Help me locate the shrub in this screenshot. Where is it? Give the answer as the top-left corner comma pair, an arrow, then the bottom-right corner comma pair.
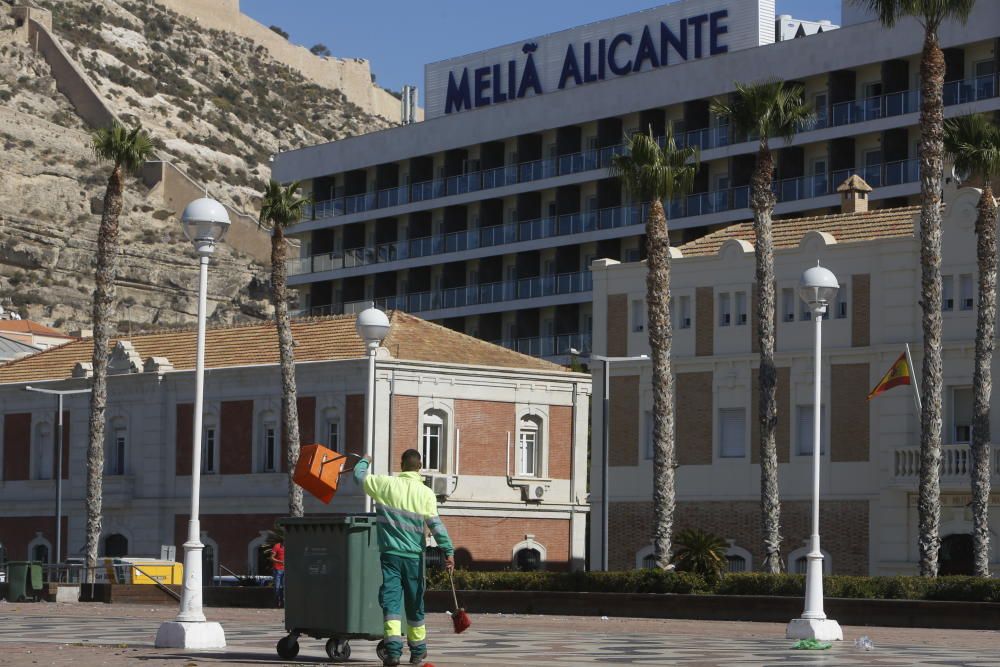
426,570 -> 706,595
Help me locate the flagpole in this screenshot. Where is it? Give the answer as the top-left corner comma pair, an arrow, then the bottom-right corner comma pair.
904,343 -> 922,413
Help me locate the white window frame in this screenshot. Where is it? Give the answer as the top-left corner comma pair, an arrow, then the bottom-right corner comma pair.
959,273 -> 974,311
512,537 -> 547,571
261,421 -> 279,473
27,533 -> 52,563
734,291 -> 748,326
719,292 -> 732,327
834,283 -> 848,319
421,411 -> 444,472
782,287 -> 796,323
108,425 -> 127,477
725,541 -> 753,572
636,544 -> 656,569
631,298 -> 645,332
678,295 -> 692,329
718,407 -> 747,460
942,274 -> 955,311
201,532 -> 220,584
326,418 -> 341,453
248,530 -> 270,576
518,415 -> 542,477
202,424 -> 219,475
949,386 -> 973,444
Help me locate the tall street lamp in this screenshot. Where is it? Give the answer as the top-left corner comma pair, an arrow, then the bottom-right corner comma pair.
24,385 -> 91,568
356,305 -> 391,513
786,263 -> 843,642
156,198 -> 230,650
570,348 -> 648,571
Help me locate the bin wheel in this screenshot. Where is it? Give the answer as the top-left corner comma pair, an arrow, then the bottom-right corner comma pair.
326,638 -> 351,662
376,639 -> 389,662
276,635 -> 299,660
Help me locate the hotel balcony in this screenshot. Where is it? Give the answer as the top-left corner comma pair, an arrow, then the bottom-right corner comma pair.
892,445 -> 1000,488
296,74 -> 996,225
288,158 -> 920,280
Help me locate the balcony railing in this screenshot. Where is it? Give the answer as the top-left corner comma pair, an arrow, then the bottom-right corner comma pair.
492,333 -> 592,358
894,444 -> 1000,480
289,158 -> 922,278
299,75 -> 996,224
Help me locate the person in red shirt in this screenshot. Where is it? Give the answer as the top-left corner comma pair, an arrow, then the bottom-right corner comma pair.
271,541 -> 286,608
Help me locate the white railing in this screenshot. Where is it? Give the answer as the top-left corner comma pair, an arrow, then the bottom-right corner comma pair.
893,445 -> 1000,480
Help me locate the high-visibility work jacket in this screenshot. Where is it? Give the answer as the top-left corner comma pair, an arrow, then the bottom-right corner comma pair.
354,460 -> 454,559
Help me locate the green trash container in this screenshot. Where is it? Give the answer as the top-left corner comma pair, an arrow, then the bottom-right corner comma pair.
5,562 -> 42,602
276,514 -> 385,663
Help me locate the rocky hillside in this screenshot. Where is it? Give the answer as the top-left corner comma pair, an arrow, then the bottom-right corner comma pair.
0,0 -> 390,332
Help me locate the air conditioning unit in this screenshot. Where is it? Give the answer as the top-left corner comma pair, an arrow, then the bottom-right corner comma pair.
423,474 -> 456,499
521,483 -> 547,502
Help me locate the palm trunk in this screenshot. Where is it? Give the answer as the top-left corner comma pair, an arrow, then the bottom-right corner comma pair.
917,30 -> 945,578
85,164 -> 123,577
971,182 -> 997,578
272,225 -> 303,517
752,142 -> 781,574
646,199 -> 676,569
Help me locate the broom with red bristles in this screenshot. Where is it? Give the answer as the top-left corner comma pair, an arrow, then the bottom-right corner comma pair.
448,569 -> 471,634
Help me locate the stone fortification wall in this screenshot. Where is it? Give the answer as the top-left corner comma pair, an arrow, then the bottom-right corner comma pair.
152,0 -> 415,122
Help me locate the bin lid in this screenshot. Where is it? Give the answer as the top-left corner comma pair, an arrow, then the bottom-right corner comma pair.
278,513 -> 377,528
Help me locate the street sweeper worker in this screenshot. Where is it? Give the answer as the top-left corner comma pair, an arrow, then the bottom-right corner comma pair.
354,449 -> 455,667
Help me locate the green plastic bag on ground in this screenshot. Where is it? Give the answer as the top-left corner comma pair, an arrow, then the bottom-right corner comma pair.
792,638 -> 832,650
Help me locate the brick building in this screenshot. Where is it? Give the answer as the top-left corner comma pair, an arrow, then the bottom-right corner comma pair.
0,313 -> 590,574
591,180 -> 1000,576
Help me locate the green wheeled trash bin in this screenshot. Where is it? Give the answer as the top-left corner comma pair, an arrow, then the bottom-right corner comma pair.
5,562 -> 43,602
276,515 -> 386,663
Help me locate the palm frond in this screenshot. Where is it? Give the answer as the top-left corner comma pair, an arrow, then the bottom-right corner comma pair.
91,122 -> 155,174
712,79 -> 813,146
259,179 -> 311,230
945,114 -> 1000,184
608,127 -> 699,206
851,0 -> 974,30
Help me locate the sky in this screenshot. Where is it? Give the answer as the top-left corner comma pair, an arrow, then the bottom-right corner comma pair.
241,0 -> 843,94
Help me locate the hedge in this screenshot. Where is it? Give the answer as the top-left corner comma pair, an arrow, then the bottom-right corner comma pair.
426,570 -> 1000,603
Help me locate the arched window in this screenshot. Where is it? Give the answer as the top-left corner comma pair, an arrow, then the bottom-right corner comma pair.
724,541 -> 753,573
104,533 -> 128,558
32,421 -> 53,481
518,415 -> 543,477
512,538 -> 546,572
788,545 -> 832,575
28,533 -> 52,564
258,411 -> 279,473
105,417 -> 127,476
248,531 -> 271,576
636,544 -> 656,569
421,410 -> 446,472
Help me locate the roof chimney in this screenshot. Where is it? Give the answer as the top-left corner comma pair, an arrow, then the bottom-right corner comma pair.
837,175 -> 874,214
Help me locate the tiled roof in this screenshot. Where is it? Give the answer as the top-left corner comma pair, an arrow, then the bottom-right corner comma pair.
0,312 -> 566,384
0,319 -> 74,338
677,206 -> 919,257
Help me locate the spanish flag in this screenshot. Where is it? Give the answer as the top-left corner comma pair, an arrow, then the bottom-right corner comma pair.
868,352 -> 911,400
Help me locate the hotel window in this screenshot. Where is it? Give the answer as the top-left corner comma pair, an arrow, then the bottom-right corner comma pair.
718,408 -> 746,459
421,411 -> 446,472
678,296 -> 692,329
518,415 -> 543,477
261,421 -> 278,473
834,284 -> 848,319
719,293 -> 731,327
960,274 -> 974,310
632,299 -> 645,332
951,387 -> 973,443
796,405 -> 827,455
782,288 -> 796,322
942,275 -> 955,311
202,426 -> 218,475
735,292 -> 748,326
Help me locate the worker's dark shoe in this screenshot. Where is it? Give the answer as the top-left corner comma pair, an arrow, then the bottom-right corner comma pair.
409,653 -> 426,665
382,657 -> 400,667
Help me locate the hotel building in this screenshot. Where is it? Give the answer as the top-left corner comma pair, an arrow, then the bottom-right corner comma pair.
274,0 -> 1000,360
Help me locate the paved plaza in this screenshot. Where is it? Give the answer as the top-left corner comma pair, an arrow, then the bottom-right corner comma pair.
0,603 -> 998,666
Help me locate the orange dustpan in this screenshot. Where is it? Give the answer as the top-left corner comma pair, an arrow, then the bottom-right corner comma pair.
292,444 -> 358,504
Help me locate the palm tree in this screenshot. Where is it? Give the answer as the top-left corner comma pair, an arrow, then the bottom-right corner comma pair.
945,113 -> 1000,577
710,80 -> 813,574
610,128 -> 699,568
671,528 -> 730,586
854,0 -> 975,577
86,122 -> 153,575
260,179 -> 311,517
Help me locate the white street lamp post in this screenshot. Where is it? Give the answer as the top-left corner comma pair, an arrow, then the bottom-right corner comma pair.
156,198 -> 231,650
25,385 -> 92,567
786,263 -> 843,642
356,305 -> 391,513
571,349 -> 647,571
